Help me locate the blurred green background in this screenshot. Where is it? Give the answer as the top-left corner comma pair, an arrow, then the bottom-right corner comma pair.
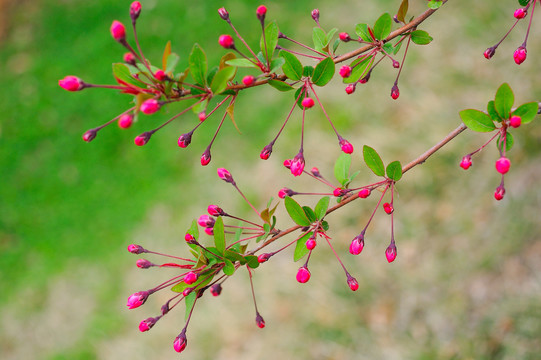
1,0 -> 540,359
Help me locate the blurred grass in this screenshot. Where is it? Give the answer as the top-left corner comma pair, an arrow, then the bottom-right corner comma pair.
1,0 -> 540,359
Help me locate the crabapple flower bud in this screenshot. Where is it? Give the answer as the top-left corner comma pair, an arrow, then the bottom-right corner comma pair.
278,187 -> 294,199
514,8 -> 527,19
82,129 -> 97,142
260,144 -> 273,160
218,34 -> 234,49
210,283 -> 222,296
204,227 -> 214,236
509,115 -> 521,128
345,84 -> 356,94
385,242 -> 397,263
392,60 -> 400,69
59,76 -> 85,91
207,205 -> 225,216
311,167 -> 321,177
110,20 -> 126,42
258,253 -> 271,263
513,46 -> 527,65
118,114 -> 133,129
495,157 -> 511,174
305,237 -> 316,250
290,152 -> 305,177
283,159 -> 292,169
383,202 -> 394,214
255,312 -> 266,328
296,266 -> 311,283
184,271 -> 198,285
460,155 -> 472,170
136,259 -> 154,269
311,9 -> 320,23
154,69 -> 166,81
139,317 -> 158,332
484,46 -> 496,60
200,150 -> 211,166
256,5 -> 267,21
339,138 -> 354,154
127,291 -> 150,309
339,32 -> 350,42
217,168 -> 235,183
301,97 -> 314,108
494,185 -> 505,201
184,233 -> 195,243
242,75 -> 255,86
198,215 -> 215,228
391,84 -> 400,100
177,132 -> 192,148
333,188 -> 345,197
218,7 -> 229,21
349,235 -> 364,255
198,112 -> 206,121
140,99 -> 160,114
358,188 -> 371,198
347,275 -> 359,291
182,288 -> 192,297
130,1 -> 142,21
339,66 -> 352,78
360,72 -> 371,84
173,331 -> 187,353
128,244 -> 145,254
134,132 -> 152,146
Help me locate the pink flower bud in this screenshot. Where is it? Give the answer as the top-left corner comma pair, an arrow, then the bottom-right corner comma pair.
391,84 -> 400,100
210,283 -> 222,296
290,152 -> 305,177
333,188 -> 343,197
460,155 -> 472,170
339,32 -> 351,42
184,233 -> 195,243
242,75 -> 255,86
383,202 -> 394,215
118,114 -> 133,129
345,84 -> 356,94
200,150 -> 211,166
359,72 -> 371,84
204,227 -> 214,235
339,138 -> 354,154
256,5 -> 267,21
484,46 -> 496,60
347,275 -> 359,291
311,9 -> 320,23
217,168 -> 235,183
136,259 -> 153,269
514,8 -> 527,19
130,1 -> 142,21
494,186 -> 505,201
123,52 -> 136,65
218,7 -> 229,21
385,242 -> 397,263
154,69 -> 166,81
127,291 -> 150,309
301,97 -> 315,108
278,187 -> 294,199
349,234 -> 364,255
128,244 -> 145,254
207,204 -> 225,216
82,129 -> 97,142
339,66 -> 352,78
184,271 -> 198,285
495,157 -> 511,174
59,76 -> 85,91
258,253 -> 271,263
311,167 -> 321,177
139,317 -> 159,332
140,99 -> 160,114
509,115 -> 521,128
392,60 -> 400,68
305,237 -> 316,250
260,144 -> 273,160
198,214 -> 215,228
283,159 -> 292,169
173,331 -> 187,353
218,34 -> 234,49
134,132 -> 152,146
358,188 -> 371,198
177,132 -> 192,148
513,46 -> 527,65
296,266 -> 311,283
255,312 -> 266,328
182,288 -> 192,297
198,112 -> 206,121
110,20 -> 126,42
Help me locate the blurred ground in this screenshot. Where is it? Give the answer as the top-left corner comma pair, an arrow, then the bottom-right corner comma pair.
0,0 -> 540,359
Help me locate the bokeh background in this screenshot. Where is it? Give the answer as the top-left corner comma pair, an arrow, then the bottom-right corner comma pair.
1,0 -> 540,359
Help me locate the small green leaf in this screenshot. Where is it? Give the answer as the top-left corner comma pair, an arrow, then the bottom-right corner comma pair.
268,79 -> 294,92
459,109 -> 496,132
246,255 -> 260,269
397,0 -> 409,23
213,217 -> 226,254
386,161 -> 403,181
355,23 -> 372,42
326,28 -> 338,46
312,57 -> 335,86
519,0 -> 530,6
206,66 -> 218,85
487,100 -> 502,122
497,132 -> 514,152
280,50 -> 304,80
495,83 -> 514,119
373,13 -> 392,40
223,259 -> 235,275
303,206 -> 317,223
303,66 -> 314,77
165,53 -> 180,74
334,153 -> 351,186
332,38 -> 341,54
312,27 -> 327,52
512,102 -> 539,124
192,98 -> 208,115
260,21 -> 279,62
189,43 -> 207,86
284,196 -> 311,226
343,57 -> 372,84
210,66 -> 235,95
225,250 -> 246,264
427,0 -> 443,9
315,196 -> 330,220
162,40 -> 172,70
293,232 -> 312,262
294,87 -> 305,109
321,220 -> 329,231
382,42 -> 394,54
363,145 -> 385,177
410,30 -> 433,45
112,63 -> 148,89
225,58 -> 258,68
184,291 -> 196,320
269,57 -> 285,73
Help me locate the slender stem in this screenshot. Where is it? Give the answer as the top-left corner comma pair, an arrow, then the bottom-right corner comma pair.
307,82 -> 339,137
280,34 -> 328,57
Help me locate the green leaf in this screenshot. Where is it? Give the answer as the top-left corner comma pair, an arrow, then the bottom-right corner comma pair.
165,53 -> 180,74
293,232 -> 312,262
189,43 -> 207,86
314,196 -> 330,220
321,220 -> 329,231
363,145 -> 385,177
284,196 -> 311,226
225,250 -> 246,264
512,102 -> 538,124
459,109 -> 496,132
294,87 -> 305,109
269,57 -> 285,73
206,66 -> 218,85
397,0 -> 409,23
410,30 -> 433,45
112,63 -> 148,89
303,66 -> 314,77
213,217 -> 226,254
162,40 -> 172,70
519,0 -> 530,6
192,98 -> 208,115
355,23 -> 372,42
326,28 -> 338,46
225,58 -> 258,68
487,100 -> 502,122
334,153 -> 351,186
184,291 -> 196,320
386,161 -> 403,181
494,83 -> 514,119
260,21 -> 279,62
210,66 -> 235,95
343,56 -> 372,84
332,38 -> 341,54
312,57 -> 335,86
312,27 -> 327,52
171,269 -> 214,293
268,79 -> 294,92
497,132 -> 514,152
223,259 -> 235,275
280,50 -> 303,81
303,206 -> 317,223
427,0 -> 443,9
246,255 -> 260,269
382,42 -> 394,54
373,13 -> 392,40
